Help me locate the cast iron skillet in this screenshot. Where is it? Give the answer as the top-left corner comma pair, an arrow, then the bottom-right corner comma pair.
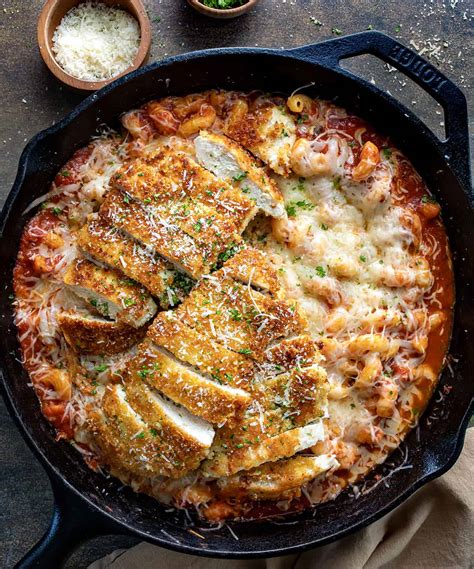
0,31 -> 472,567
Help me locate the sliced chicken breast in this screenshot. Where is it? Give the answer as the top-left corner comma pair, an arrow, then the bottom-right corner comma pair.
125,339 -> 251,424
225,105 -> 297,177
175,271 -> 306,360
217,454 -> 339,500
90,384 -> 214,479
100,189 -> 214,279
264,334 -> 323,374
77,215 -> 189,306
112,149 -> 258,234
58,312 -> 147,355
194,130 -> 285,217
63,257 -> 157,328
211,363 -> 329,456
202,422 -> 325,478
218,247 -> 282,297
147,311 -> 255,388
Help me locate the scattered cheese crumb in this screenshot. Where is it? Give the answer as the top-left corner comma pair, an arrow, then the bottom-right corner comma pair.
52,2 -> 141,82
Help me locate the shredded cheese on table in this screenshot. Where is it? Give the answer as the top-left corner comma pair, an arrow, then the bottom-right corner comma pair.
52,2 -> 141,82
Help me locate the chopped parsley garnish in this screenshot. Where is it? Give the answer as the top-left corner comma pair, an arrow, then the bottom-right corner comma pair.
367,24 -> 373,30
395,23 -> 402,33
232,171 -> 247,182
359,255 -> 367,262
51,207 -> 62,216
95,364 -> 108,372
315,266 -> 326,278
320,223 -> 329,231
60,170 -> 71,177
332,176 -> 342,190
150,428 -> 159,436
285,200 -> 315,217
123,297 -> 136,307
193,220 -> 203,232
137,367 -> 154,379
217,243 -> 240,265
200,0 -> 247,8
172,272 -> 194,296
135,432 -> 145,439
331,27 -> 343,35
421,195 -> 438,204
123,195 -> 131,204
382,148 -> 392,159
229,308 -> 242,321
238,348 -> 252,355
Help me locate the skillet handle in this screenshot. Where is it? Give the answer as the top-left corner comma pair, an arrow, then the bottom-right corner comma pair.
290,31 -> 471,189
14,475 -> 120,568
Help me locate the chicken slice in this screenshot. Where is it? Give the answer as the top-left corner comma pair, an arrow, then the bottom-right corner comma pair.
218,247 -> 282,297
174,271 -> 306,360
125,339 -> 251,424
100,189 -> 214,278
77,216 -> 191,306
217,455 -> 339,500
202,422 -> 325,478
211,363 -> 329,455
194,130 -> 285,217
147,311 -> 255,388
63,257 -> 157,328
112,149 -> 257,234
58,312 -> 147,355
264,334 -> 322,373
225,105 -> 297,176
90,384 -> 213,479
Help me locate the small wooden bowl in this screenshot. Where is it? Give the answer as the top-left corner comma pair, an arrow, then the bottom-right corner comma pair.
187,0 -> 260,19
37,0 -> 151,91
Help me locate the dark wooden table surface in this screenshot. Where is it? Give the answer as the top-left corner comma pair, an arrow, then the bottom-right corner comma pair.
0,1 -> 472,567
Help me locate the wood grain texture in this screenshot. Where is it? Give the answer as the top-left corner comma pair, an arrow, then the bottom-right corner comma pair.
0,0 -> 472,566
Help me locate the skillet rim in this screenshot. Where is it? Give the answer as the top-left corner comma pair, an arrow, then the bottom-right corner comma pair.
1,33 -> 473,559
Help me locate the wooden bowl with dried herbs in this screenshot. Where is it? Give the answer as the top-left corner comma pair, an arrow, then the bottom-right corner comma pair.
186,0 -> 260,19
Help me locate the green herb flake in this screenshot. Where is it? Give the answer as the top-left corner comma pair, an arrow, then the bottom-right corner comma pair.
232,171 -> 247,182
331,27 -> 343,35
200,0 -> 247,9
359,255 -> 367,262
238,348 -> 252,355
229,308 -> 242,321
315,266 -> 326,278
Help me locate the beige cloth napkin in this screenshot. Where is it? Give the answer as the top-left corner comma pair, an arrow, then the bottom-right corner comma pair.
90,429 -> 473,569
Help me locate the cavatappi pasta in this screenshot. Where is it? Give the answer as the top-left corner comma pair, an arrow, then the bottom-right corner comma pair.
13,90 -> 453,520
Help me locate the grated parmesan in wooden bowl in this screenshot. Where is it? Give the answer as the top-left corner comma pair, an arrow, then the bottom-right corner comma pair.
51,2 -> 141,83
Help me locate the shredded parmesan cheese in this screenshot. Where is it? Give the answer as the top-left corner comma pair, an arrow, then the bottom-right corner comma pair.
52,2 -> 140,82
